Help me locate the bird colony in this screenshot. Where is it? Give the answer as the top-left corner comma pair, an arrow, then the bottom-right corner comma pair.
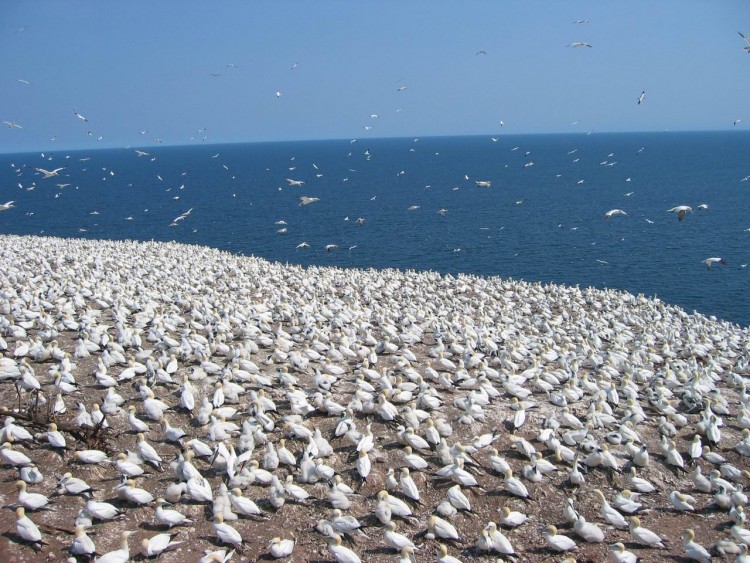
0,234 -> 749,563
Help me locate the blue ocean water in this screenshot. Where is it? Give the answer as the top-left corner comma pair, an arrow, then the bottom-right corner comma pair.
1,131 -> 748,326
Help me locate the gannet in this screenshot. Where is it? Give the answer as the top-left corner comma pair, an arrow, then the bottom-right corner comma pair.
604,209 -> 627,219
703,257 -> 727,269
542,524 -> 577,551
667,205 -> 693,221
35,167 -> 65,178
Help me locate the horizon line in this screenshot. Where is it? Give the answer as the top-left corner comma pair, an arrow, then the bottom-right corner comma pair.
1,127 -> 748,156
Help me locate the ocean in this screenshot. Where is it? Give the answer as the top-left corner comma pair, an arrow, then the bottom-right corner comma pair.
1,131 -> 748,326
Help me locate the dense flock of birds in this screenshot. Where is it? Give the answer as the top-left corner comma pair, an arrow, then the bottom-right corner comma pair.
2,23 -> 749,272
0,235 -> 748,562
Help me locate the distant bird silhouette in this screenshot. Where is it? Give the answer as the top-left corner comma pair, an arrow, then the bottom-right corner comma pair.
738,31 -> 750,52
298,196 -> 319,206
568,42 -> 592,48
637,91 -> 646,105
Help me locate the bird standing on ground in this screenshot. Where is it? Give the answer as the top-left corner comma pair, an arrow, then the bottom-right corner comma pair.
15,506 -> 43,547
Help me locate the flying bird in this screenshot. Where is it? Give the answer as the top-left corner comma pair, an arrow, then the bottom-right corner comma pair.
703,257 -> 727,269
35,167 -> 66,178
286,179 -> 305,186
738,31 -> 750,52
573,19 -> 590,24
476,50 -> 487,56
568,42 -> 592,48
475,181 -> 492,188
3,121 -> 22,129
734,119 -> 742,126
637,91 -> 646,105
135,150 -> 151,157
74,109 -> 88,122
298,196 -> 319,206
604,209 -> 627,219
667,205 -> 693,221
396,86 -> 407,92
0,201 -> 15,211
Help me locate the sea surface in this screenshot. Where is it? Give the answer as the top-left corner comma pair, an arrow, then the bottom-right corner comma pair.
1,131 -> 748,326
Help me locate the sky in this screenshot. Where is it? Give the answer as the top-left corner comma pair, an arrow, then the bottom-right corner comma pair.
1,1 -> 749,153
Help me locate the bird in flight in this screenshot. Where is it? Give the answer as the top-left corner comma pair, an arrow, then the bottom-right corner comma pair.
298,196 -> 319,206
286,178 -> 305,187
35,167 -> 66,178
475,181 -> 492,188
0,201 -> 15,211
396,86 -> 407,92
572,19 -> 590,24
3,121 -> 22,129
604,209 -> 627,219
568,42 -> 592,48
738,31 -> 750,52
734,119 -> 742,126
703,257 -> 727,269
667,205 -> 693,221
170,208 -> 193,226
476,50 -> 487,56
74,109 -> 88,122
637,91 -> 646,105
135,150 -> 151,157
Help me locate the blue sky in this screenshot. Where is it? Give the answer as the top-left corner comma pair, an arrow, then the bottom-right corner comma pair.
1,1 -> 749,152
